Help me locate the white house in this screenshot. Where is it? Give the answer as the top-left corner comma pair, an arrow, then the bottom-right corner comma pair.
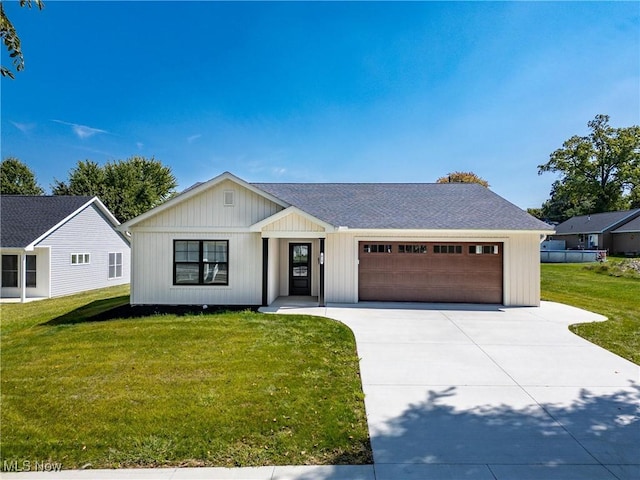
118,172 -> 553,307
0,196 -> 130,302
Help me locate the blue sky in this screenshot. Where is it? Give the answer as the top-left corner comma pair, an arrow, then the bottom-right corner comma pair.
2,1 -> 638,209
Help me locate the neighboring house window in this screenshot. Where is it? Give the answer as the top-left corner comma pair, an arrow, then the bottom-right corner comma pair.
1,255 -> 35,287
174,240 -> 228,285
71,253 -> 90,265
108,253 -> 123,279
2,255 -> 18,287
26,255 -> 36,288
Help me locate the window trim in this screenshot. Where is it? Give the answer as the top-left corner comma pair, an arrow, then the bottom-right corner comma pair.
71,253 -> 91,265
2,254 -> 18,288
108,252 -> 123,279
173,240 -> 229,286
26,255 -> 36,288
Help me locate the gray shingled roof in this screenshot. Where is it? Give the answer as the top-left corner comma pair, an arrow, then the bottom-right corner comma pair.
252,183 -> 552,231
554,209 -> 640,235
0,196 -> 94,248
612,215 -> 640,233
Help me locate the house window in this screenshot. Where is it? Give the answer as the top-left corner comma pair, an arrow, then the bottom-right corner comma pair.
363,244 -> 392,253
71,253 -> 90,265
1,255 -> 36,287
398,244 -> 427,254
26,255 -> 36,287
108,252 -> 123,279
174,240 -> 228,285
2,255 -> 18,287
434,245 -> 462,254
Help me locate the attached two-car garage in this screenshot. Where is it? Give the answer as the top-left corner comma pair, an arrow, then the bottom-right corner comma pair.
358,241 -> 503,304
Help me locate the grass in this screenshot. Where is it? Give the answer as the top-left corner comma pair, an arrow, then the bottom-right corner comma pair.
541,260 -> 640,365
1,286 -> 371,469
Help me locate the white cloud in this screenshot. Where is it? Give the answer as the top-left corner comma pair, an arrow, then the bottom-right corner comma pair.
136,142 -> 144,150
52,119 -> 108,139
11,121 -> 36,134
187,134 -> 202,144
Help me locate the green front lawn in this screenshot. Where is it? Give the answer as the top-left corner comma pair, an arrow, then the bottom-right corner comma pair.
1,286 -> 371,469
541,261 -> 640,365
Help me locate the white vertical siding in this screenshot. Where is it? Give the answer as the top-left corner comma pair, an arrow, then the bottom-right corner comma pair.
325,233 -> 358,303
263,212 -> 325,233
131,231 -> 262,305
137,179 -> 282,228
130,181 -> 285,305
36,205 -> 130,298
503,233 -> 541,307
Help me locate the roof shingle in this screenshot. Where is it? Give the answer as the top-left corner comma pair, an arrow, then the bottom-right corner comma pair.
0,196 -> 94,248
252,182 -> 552,231
554,209 -> 640,235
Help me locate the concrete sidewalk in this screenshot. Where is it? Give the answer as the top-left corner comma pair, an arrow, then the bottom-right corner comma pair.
3,302 -> 638,480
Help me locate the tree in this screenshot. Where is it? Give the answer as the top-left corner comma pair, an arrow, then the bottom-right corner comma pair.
0,157 -> 44,194
1,0 -> 44,79
436,171 -> 490,187
53,156 -> 177,222
538,114 -> 640,221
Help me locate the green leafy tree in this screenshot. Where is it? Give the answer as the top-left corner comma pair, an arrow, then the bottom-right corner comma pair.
53,156 -> 177,222
0,157 -> 44,194
1,0 -> 44,79
436,171 -> 490,187
538,115 -> 640,221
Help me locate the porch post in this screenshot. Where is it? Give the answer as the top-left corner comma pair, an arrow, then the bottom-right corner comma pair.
262,238 -> 268,306
319,238 -> 325,307
20,252 -> 26,303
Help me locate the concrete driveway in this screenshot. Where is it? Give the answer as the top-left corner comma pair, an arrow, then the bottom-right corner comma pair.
318,301 -> 639,480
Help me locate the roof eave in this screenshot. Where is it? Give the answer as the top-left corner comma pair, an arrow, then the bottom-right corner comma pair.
28,197 -> 118,249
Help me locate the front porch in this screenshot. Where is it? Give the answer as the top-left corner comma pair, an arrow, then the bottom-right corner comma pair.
259,296 -> 320,312
252,206 -> 330,308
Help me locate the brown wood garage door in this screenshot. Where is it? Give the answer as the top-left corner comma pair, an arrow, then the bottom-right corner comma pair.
358,242 -> 503,304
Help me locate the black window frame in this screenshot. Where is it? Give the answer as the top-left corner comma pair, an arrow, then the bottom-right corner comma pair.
1,255 -> 36,288
26,255 -> 36,288
173,240 -> 229,286
2,255 -> 18,288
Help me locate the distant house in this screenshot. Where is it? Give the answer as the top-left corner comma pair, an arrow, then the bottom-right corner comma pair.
611,215 -> 640,256
0,196 -> 130,302
119,172 -> 552,308
551,209 -> 640,253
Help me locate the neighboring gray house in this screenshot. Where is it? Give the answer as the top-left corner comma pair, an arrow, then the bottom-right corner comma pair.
612,215 -> 640,255
551,209 -> 640,253
119,172 -> 553,307
1,196 -> 130,302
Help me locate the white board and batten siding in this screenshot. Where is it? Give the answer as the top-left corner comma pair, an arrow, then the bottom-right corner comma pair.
36,204 -> 130,297
130,180 -> 283,305
136,180 -> 283,230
